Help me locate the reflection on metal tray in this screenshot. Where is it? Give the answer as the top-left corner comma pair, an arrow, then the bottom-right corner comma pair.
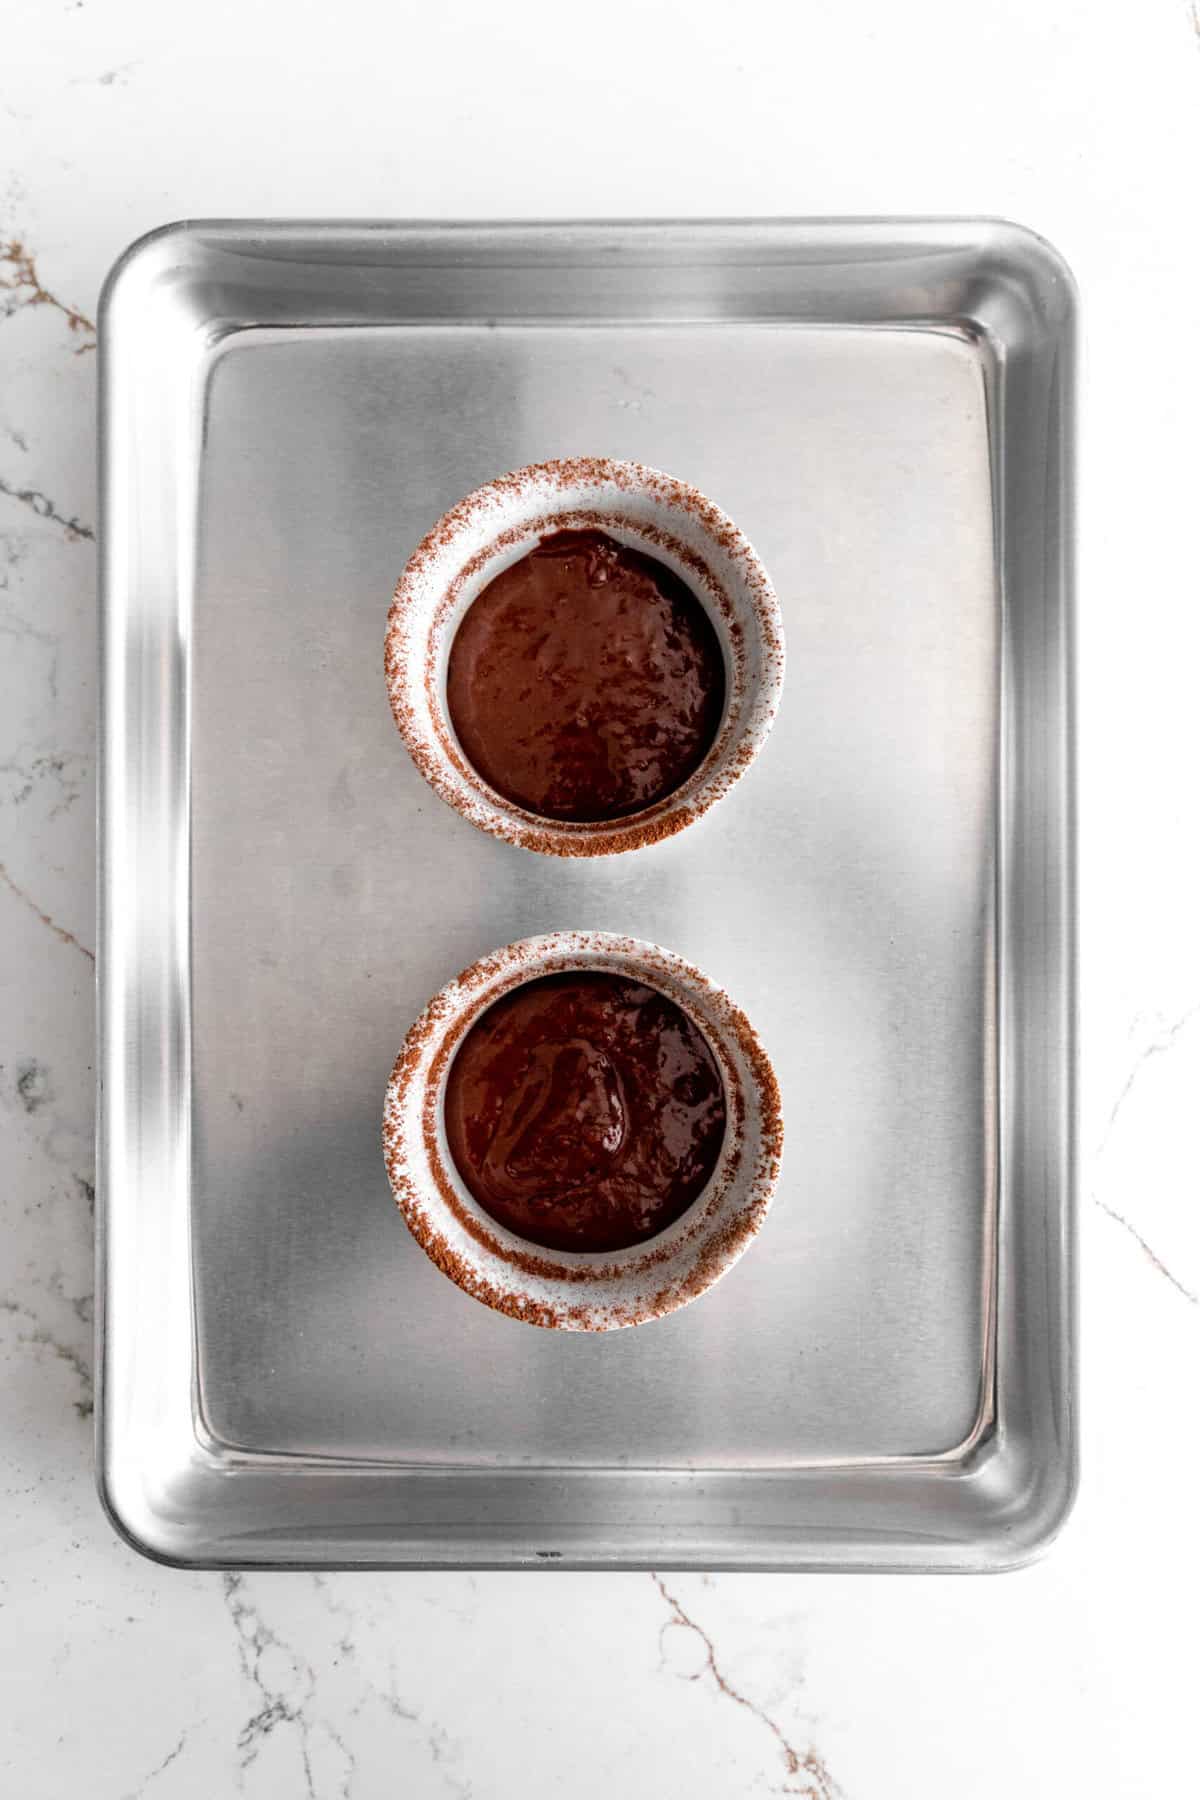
98,219 -> 1075,1569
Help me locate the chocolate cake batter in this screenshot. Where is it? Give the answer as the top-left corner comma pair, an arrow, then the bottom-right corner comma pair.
444,972 -> 727,1253
446,529 -> 726,822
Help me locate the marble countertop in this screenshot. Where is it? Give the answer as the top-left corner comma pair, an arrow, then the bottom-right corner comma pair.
2,1 -> 1198,1794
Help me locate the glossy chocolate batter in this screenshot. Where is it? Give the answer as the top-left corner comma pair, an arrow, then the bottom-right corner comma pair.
446,529 -> 726,822
444,972 -> 727,1253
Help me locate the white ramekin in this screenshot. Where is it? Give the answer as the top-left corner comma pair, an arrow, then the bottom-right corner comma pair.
381,932 -> 784,1331
385,458 -> 785,858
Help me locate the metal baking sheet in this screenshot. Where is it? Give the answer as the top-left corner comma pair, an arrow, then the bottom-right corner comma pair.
98,220 -> 1075,1569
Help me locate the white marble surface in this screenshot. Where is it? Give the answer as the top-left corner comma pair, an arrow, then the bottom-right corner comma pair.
2,1 -> 1199,1794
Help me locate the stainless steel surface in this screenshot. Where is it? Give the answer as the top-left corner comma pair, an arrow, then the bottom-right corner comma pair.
98,220 -> 1075,1569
